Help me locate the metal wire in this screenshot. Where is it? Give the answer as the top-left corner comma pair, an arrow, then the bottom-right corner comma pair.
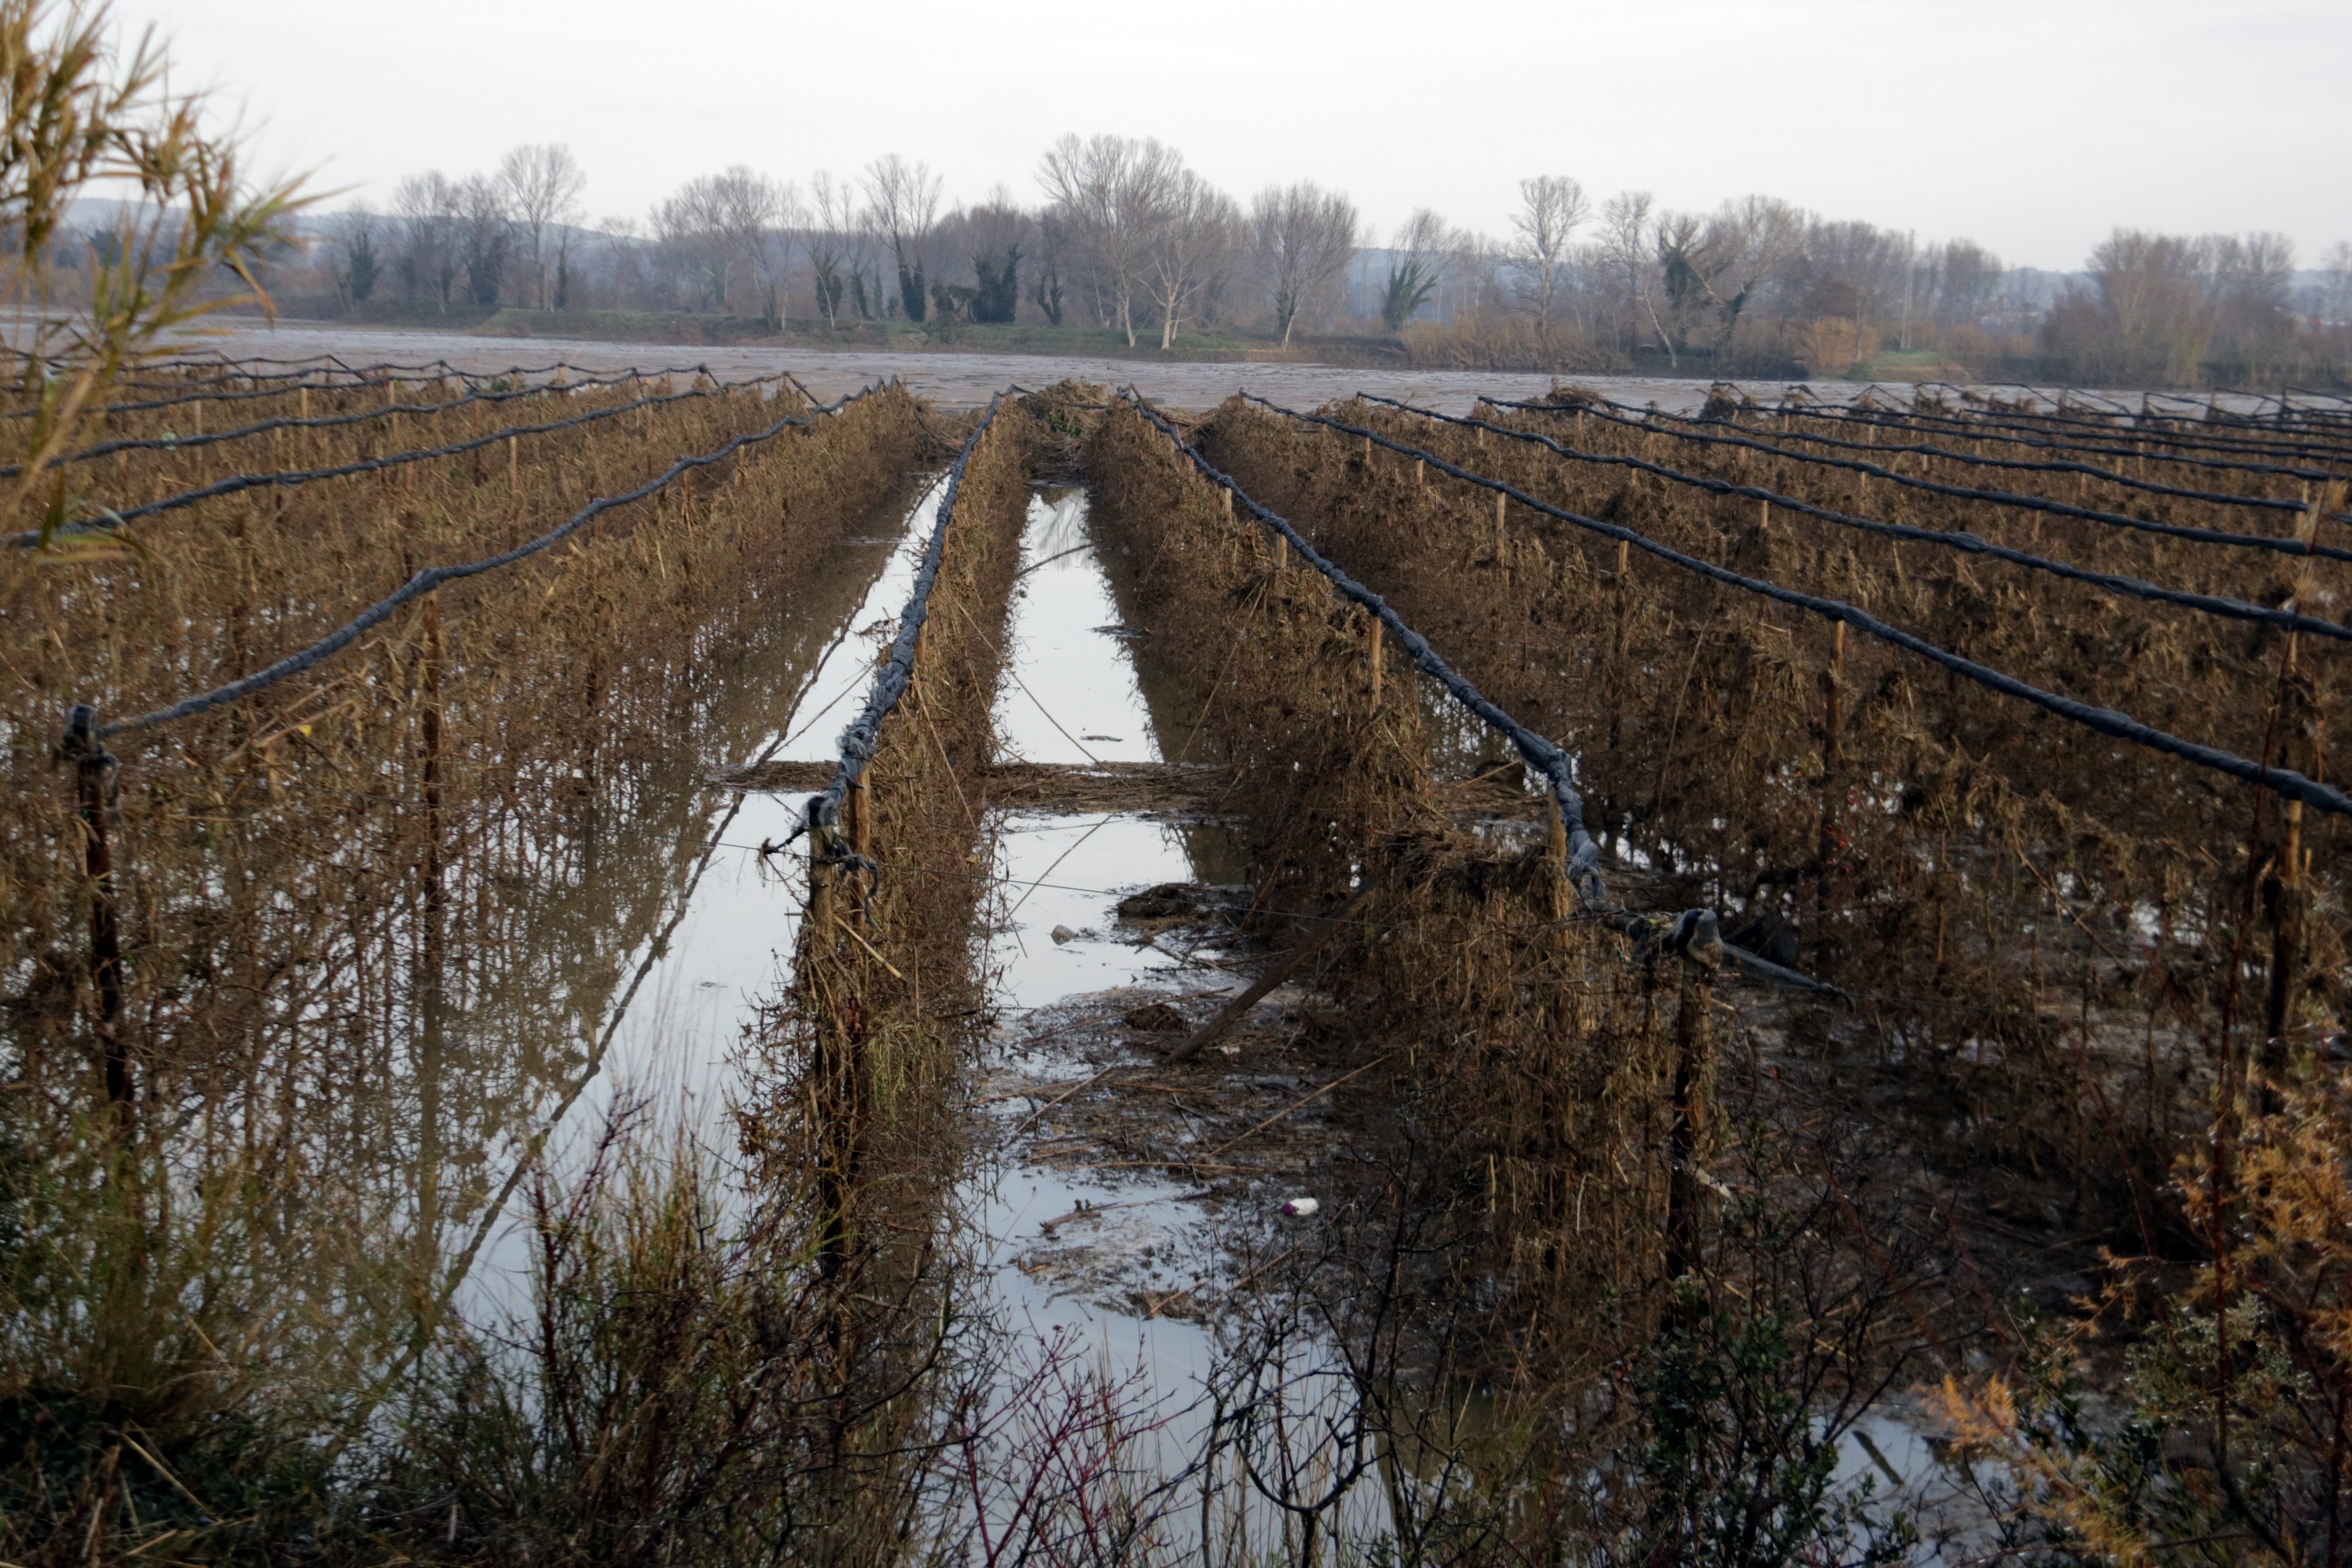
1814,385 -> 2352,471
83,383 -> 888,740
1613,396 -> 2323,516
1353,393 -> 2352,646
1494,396 -> 2352,563
1,364 -> 737,477
1120,389 -> 1837,998
8,368 -> 803,550
1243,394 -> 2352,820
1,357 -> 727,420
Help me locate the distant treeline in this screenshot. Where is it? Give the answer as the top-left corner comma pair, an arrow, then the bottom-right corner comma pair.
133,135 -> 2350,385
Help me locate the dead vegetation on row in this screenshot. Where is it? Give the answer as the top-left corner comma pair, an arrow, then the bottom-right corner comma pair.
1,367 -> 933,1562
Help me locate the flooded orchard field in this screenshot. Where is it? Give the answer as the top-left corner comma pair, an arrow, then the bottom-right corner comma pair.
166,318 -> 2293,420
5,353 -> 2350,1564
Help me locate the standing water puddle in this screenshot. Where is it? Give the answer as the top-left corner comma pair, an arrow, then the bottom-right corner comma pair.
453,477 -> 946,1315
552,476 -> 948,1136
962,486 -> 1386,1545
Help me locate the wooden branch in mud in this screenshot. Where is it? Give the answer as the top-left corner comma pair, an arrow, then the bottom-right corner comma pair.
722,758 -> 1235,814
1166,881 -> 1382,1064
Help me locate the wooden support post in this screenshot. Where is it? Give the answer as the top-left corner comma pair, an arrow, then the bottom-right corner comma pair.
61,706 -> 128,1115
1169,883 -> 1380,1063
1368,616 -> 1384,709
1546,804 -> 1570,922
1815,619 -> 1847,957
1759,498 -> 1771,532
1275,531 -> 1288,574
1663,926 -> 1719,1285
808,821 -> 839,936
508,435 -> 519,496
2262,487 -> 2335,1063
420,591 -> 447,1006
847,774 -> 873,918
804,816 -> 852,1277
2265,792 -> 2305,1056
1494,490 -> 1507,557
1414,457 -> 1424,487
1615,537 -> 1630,578
1222,487 -> 1233,519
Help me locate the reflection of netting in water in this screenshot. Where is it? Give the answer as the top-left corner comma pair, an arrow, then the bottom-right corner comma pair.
0,370 -> 933,1559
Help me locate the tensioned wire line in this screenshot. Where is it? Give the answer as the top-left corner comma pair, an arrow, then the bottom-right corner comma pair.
81,383 -> 891,741
1495,395 -> 2352,559
1730,383 -> 2350,472
1120,389 -> 1833,999
1776,393 -> 2352,478
0,364 -> 734,476
1351,393 -> 2352,646
1774,386 -> 2352,473
1822,378 -> 2350,459
1583,395 -> 2331,515
1,369 -> 475,422
1242,393 -> 2352,820
0,357 -> 729,420
8,368 -> 820,549
1918,382 -> 2352,459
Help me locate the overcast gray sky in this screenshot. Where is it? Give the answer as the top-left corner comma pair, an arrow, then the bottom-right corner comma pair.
128,0 -> 2349,271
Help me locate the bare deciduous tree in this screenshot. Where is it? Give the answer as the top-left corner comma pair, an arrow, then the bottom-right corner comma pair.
497,143 -> 585,310
2319,240 -> 2352,328
805,170 -> 856,326
1600,189 -> 1670,363
1030,208 -> 1067,326
1037,133 -> 1181,346
651,168 -> 788,320
392,171 -> 459,308
1251,181 -> 1359,348
861,154 -> 942,323
1698,194 -> 1806,350
1143,166 -> 1240,349
455,174 -> 511,307
1511,173 -> 1588,347
1929,237 -> 2005,336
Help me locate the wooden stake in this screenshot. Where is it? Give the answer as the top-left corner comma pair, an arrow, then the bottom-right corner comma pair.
1168,883 -> 1381,1062
1547,805 -> 1570,921
508,435 -> 519,496
1663,939 -> 1718,1284
62,707 -> 127,1114
420,591 -> 446,991
1369,617 -> 1384,708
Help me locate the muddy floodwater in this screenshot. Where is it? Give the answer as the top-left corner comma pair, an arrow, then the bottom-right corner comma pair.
162,319 -> 2144,416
